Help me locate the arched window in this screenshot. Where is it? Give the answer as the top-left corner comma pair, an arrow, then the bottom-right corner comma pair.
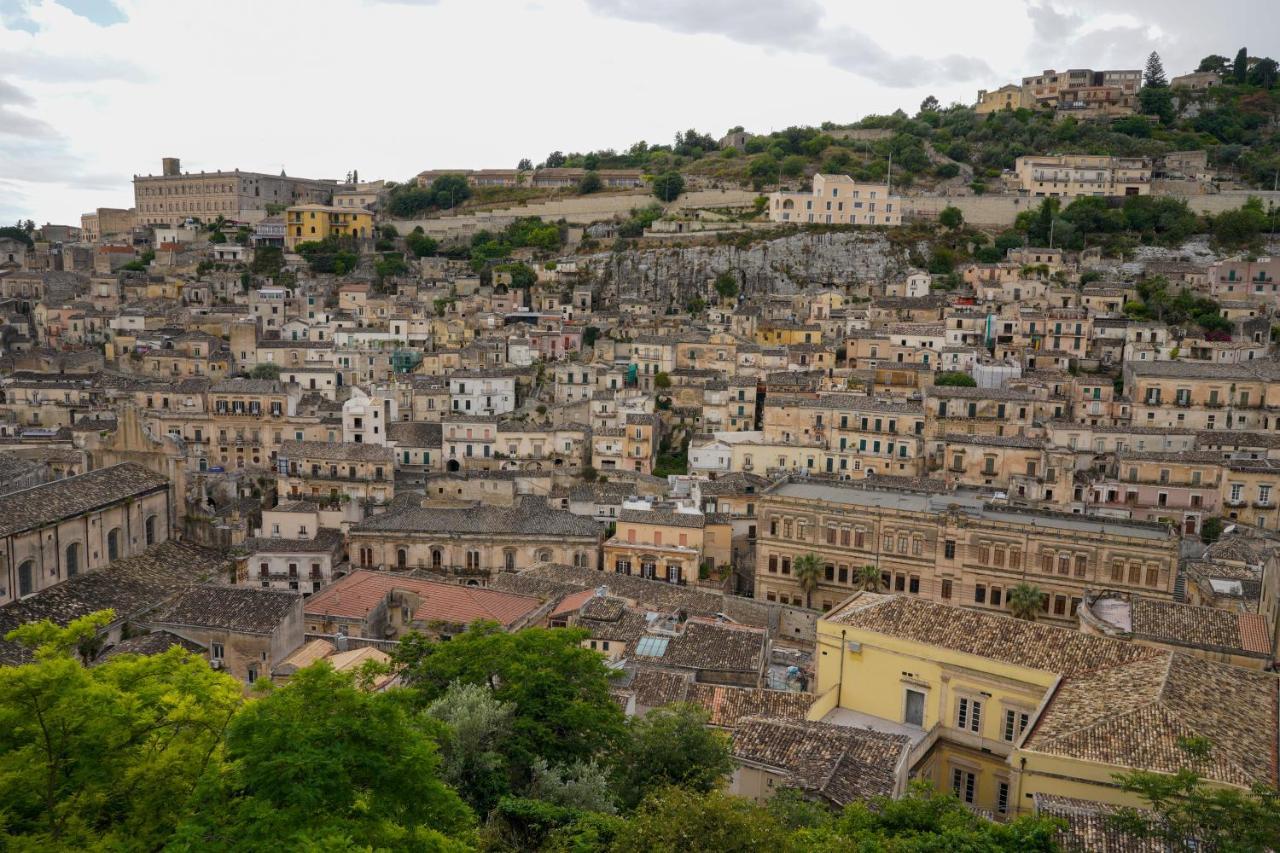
536,549 -> 552,563
145,515 -> 158,546
396,548 -> 407,570
107,528 -> 121,562
573,552 -> 589,568
431,549 -> 443,569
17,560 -> 33,598
503,550 -> 516,571
65,543 -> 80,578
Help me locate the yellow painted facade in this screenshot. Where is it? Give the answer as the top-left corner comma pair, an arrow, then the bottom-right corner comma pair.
285,204 -> 374,250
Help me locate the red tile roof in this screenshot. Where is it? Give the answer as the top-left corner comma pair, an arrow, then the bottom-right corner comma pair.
304,570 -> 542,629
551,587 -> 597,618
1238,613 -> 1273,655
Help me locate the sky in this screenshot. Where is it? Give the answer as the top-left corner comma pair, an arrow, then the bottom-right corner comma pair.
0,0 -> 1275,225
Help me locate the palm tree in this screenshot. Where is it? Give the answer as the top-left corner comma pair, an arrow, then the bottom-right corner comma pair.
792,552 -> 823,609
857,564 -> 883,592
1007,583 -> 1044,621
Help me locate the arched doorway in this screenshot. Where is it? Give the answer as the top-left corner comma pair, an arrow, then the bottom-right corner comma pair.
396,548 -> 407,570
446,459 -> 460,473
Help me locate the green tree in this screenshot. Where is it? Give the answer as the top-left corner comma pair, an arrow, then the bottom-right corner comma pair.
792,552 -> 823,609
0,225 -> 34,247
1249,57 -> 1279,88
375,252 -> 409,282
249,363 -> 280,380
1197,54 -> 1231,73
933,371 -> 976,387
1213,198 -> 1268,249
807,781 -> 1062,850
857,564 -> 883,592
780,154 -> 806,178
919,94 -> 940,113
611,787 -> 790,853
1139,85 -> 1175,124
1007,582 -> 1044,621
1200,516 -> 1225,544
938,205 -> 964,229
172,664 -> 473,851
579,171 -> 603,195
250,245 -> 284,276
1110,736 -> 1280,851
714,270 -> 739,301
653,371 -> 672,390
425,680 -> 515,813
614,704 -> 734,809
1143,51 -> 1168,87
406,229 -> 439,257
1235,46 -> 1250,83
0,611 -> 244,850
528,758 -> 616,813
652,171 -> 685,202
393,623 -> 626,782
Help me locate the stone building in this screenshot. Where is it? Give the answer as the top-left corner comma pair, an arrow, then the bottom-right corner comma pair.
754,477 -> 1179,623
133,157 -> 335,228
0,462 -> 171,604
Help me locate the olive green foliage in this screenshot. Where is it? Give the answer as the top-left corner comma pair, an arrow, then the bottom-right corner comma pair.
392,622 -> 626,782
1123,275 -> 1230,333
934,371 -> 976,387
614,704 -> 734,809
0,612 -> 244,850
1110,736 -> 1280,851
652,171 -> 685,202
249,363 -> 280,380
172,664 -> 474,851
386,174 -> 472,217
250,244 -> 284,276
714,270 -> 740,300
460,217 -> 564,272
406,227 -> 439,257
295,236 -> 359,275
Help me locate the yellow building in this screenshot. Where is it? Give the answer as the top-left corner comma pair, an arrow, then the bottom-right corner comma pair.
810,593 -> 1278,817
974,84 -> 1026,114
285,204 -> 374,250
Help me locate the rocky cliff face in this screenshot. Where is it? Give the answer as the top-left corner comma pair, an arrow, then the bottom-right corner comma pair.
577,231 -> 910,307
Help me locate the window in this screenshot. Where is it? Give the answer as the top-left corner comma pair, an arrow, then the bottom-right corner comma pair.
17,560 -> 33,597
107,528 -> 121,562
974,584 -> 986,604
957,697 -> 982,733
1041,552 -> 1053,573
211,642 -> 225,660
941,579 -> 952,599
944,540 -> 956,559
65,542 -> 80,578
1111,559 -> 1124,582
904,689 -> 926,727
145,515 -> 157,546
997,780 -> 1010,814
1003,708 -> 1029,742
1057,553 -> 1070,575
1074,554 -> 1087,578
1145,565 -> 1160,587
951,768 -> 976,804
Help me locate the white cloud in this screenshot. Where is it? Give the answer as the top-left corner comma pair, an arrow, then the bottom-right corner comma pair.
0,0 -> 1274,224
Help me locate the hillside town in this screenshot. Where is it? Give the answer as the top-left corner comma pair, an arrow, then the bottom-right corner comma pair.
3,29 -> 1280,852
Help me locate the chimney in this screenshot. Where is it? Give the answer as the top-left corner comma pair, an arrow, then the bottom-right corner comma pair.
162,157 -> 181,177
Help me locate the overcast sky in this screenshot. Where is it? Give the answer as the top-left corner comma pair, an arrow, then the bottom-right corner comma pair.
0,0 -> 1275,224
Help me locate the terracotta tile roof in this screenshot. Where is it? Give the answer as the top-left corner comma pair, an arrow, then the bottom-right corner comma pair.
0,462 -> 168,538
685,682 -> 812,728
151,585 -> 300,634
732,716 -> 909,806
828,593 -> 1159,676
628,619 -> 767,673
550,587 -> 597,618
1024,652 -> 1279,788
352,498 -> 600,538
1033,794 -> 1165,853
629,668 -> 692,707
1129,597 -> 1273,657
490,563 -> 772,628
0,541 -> 225,665
304,570 -> 542,629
